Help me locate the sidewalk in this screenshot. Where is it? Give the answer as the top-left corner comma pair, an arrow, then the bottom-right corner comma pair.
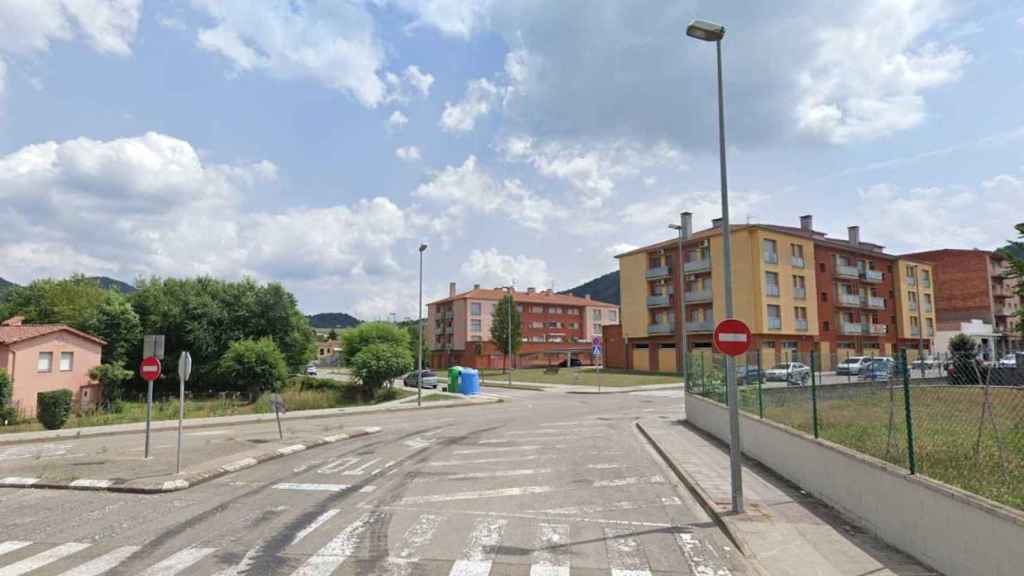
637,418 -> 940,576
481,379 -> 684,394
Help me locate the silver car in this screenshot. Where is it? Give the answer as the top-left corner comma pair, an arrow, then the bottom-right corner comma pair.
403,370 -> 440,389
765,362 -> 811,385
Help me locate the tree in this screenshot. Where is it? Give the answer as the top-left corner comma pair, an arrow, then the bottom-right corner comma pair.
86,292 -> 142,365
219,338 -> 289,397
0,275 -> 107,328
949,333 -> 978,356
327,328 -> 339,341
948,333 -> 982,384
1003,223 -> 1024,341
490,295 -> 522,372
89,363 -> 135,403
0,369 -> 14,424
341,322 -> 410,366
350,342 -> 413,395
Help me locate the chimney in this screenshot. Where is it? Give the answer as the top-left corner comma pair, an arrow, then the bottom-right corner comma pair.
681,212 -> 693,238
449,282 -> 456,297
711,217 -> 722,229
2,316 -> 24,327
800,214 -> 813,231
473,283 -> 480,290
848,225 -> 860,245
527,287 -> 536,294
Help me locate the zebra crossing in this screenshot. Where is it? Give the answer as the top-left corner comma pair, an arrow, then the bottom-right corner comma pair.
0,511 -> 736,575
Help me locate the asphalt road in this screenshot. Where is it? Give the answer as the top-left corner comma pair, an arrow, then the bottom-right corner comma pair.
0,386 -> 747,575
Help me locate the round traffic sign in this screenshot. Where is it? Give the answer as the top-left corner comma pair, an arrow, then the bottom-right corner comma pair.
713,319 -> 752,357
140,356 -> 162,382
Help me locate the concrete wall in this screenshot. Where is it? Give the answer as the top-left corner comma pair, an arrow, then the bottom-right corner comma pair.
685,393 -> 1024,576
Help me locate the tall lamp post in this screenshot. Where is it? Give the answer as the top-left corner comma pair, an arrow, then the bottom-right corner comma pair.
687,19 -> 743,513
417,243 -> 428,407
670,212 -> 692,387
505,285 -> 514,387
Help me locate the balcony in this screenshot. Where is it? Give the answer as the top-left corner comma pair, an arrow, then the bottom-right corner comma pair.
906,276 -> 917,287
928,327 -> 935,336
924,303 -> 932,314
866,296 -> 886,310
992,284 -> 1011,298
841,321 -> 866,335
795,319 -> 809,332
646,293 -> 671,308
684,289 -> 713,303
766,284 -> 780,297
863,269 -> 883,283
838,293 -> 862,307
685,319 -> 715,333
922,278 -> 931,289
911,327 -> 921,337
791,256 -> 805,268
763,251 -> 779,265
648,323 -> 674,335
909,303 -> 918,313
794,287 -> 807,299
995,305 -> 1010,318
684,259 -> 711,274
868,323 -> 888,336
837,264 -> 860,279
768,317 -> 782,331
645,266 -> 671,280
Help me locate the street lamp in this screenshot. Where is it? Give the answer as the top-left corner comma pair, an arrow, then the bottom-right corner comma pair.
505,285 -> 515,387
669,212 -> 692,387
417,243 -> 428,407
687,18 -> 744,513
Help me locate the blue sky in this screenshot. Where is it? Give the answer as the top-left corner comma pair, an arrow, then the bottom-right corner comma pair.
1,0 -> 1023,318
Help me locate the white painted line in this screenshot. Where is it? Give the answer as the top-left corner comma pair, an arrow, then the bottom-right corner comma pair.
586,463 -> 622,469
660,496 -> 682,506
676,532 -> 732,576
68,479 -> 114,489
161,480 -> 189,491
289,512 -> 377,576
429,455 -> 548,466
342,457 -> 381,475
56,546 -> 140,576
364,426 -> 382,433
316,457 -> 359,474
188,430 -> 228,436
718,333 -> 747,343
448,518 -> 506,576
291,509 -> 341,545
593,475 -> 665,488
359,485 -> 377,493
399,486 -> 552,505
442,468 -> 551,480
322,433 -> 349,443
381,513 -> 442,576
0,543 -> 31,558
530,523 -> 570,576
139,547 -> 217,576
277,444 -> 307,456
221,458 -> 258,473
530,500 -> 654,515
476,437 -> 563,444
454,446 -> 540,455
605,527 -> 651,576
0,542 -> 91,576
0,477 -> 39,486
273,483 -> 352,492
211,545 -> 262,576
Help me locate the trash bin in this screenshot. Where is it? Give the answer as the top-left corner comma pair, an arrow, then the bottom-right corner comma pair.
448,366 -> 462,393
459,368 -> 480,395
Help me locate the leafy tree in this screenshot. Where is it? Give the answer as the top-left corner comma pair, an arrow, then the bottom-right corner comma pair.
219,338 -> 289,397
86,292 -> 142,365
0,369 -> 15,424
89,363 -> 135,403
341,322 -> 410,366
350,342 -> 413,394
949,333 -> 978,356
1004,223 -> 1024,341
490,295 -> 522,372
327,328 -> 339,341
0,274 -> 107,328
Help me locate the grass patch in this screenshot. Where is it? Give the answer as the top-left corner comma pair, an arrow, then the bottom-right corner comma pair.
420,393 -> 454,402
479,367 -> 681,387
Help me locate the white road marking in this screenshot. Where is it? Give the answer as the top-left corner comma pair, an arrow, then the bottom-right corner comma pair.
586,463 -> 623,469
0,542 -> 91,576
0,478 -> 38,486
188,430 -> 228,436
322,433 -> 349,443
277,445 -> 307,456
0,543 -> 31,557
429,455 -> 549,466
211,544 -> 263,576
290,512 -> 376,576
55,545 -> 140,576
661,496 -> 683,506
291,509 -> 341,545
448,518 -> 506,576
378,513 -> 442,576
342,457 -> 382,475
399,486 -> 552,505
604,527 -> 652,576
0,444 -> 73,462
442,468 -> 551,480
139,547 -> 217,576
402,436 -> 433,449
316,457 -> 359,475
273,483 -> 356,492
593,475 -> 665,487
529,500 -> 662,515
476,437 -> 563,444
676,532 -> 732,576
530,523 -> 570,576
453,446 -> 540,455
68,479 -> 113,489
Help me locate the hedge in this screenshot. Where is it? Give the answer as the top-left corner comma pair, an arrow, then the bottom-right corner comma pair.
37,389 -> 73,430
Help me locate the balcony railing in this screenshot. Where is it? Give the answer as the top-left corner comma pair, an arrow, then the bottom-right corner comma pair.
795,319 -> 809,332
928,327 -> 935,336
645,266 -> 671,280
648,323 -> 674,335
764,252 -> 779,265
685,319 -> 715,332
768,317 -> 782,330
684,289 -> 712,303
907,276 -> 917,287
866,296 -> 885,309
868,323 -> 888,336
909,303 -> 918,313
646,293 -> 671,308
838,293 -> 862,307
836,264 -> 860,279
995,305 -> 1009,317
791,256 -> 805,268
683,259 -> 711,274
924,303 -> 932,313
911,326 -> 921,337
766,284 -> 780,297
921,277 -> 931,289
863,269 -> 883,283
794,287 -> 807,299
841,321 -> 866,335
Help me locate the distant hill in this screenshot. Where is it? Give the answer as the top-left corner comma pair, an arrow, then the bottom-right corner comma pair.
0,277 -> 17,294
307,312 -> 361,329
560,270 -> 620,305
86,276 -> 136,294
998,242 -> 1023,262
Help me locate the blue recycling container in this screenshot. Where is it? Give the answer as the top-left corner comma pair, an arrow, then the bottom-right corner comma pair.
458,368 -> 480,395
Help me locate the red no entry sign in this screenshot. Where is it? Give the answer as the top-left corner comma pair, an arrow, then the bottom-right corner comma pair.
140,356 -> 162,382
713,319 -> 752,356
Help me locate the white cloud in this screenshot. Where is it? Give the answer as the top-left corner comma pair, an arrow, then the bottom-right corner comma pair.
190,0 -> 388,107
392,0 -> 492,39
158,16 -> 187,31
461,248 -> 551,291
440,78 -> 498,133
621,190 -> 769,232
404,65 -> 434,96
395,145 -> 421,161
606,243 -> 638,257
0,0 -> 140,57
796,0 -> 969,143
388,110 -> 409,129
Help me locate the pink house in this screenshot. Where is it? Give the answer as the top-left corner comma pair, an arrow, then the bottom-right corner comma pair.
0,317 -> 105,417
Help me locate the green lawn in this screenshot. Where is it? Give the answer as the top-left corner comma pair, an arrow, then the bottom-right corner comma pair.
480,367 -> 682,387
420,393 -> 454,402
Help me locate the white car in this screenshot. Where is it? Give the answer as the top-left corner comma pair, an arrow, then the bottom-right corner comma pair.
997,354 -> 1018,368
305,365 -> 318,376
765,362 -> 811,384
836,356 -> 869,375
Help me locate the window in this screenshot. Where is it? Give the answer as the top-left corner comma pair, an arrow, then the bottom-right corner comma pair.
567,308 -> 580,315
767,305 -> 782,330
38,352 -> 53,373
470,303 -> 481,316
924,293 -> 933,312
470,319 -> 481,332
821,291 -> 828,302
793,275 -> 806,299
791,244 -> 805,267
762,239 -> 778,264
547,307 -> 557,314
922,270 -> 932,287
648,255 -> 662,269
609,310 -> 618,323
765,272 -> 780,296
470,335 -> 482,341
516,304 -> 524,312
823,321 -> 830,332
818,262 -> 826,272
593,323 -> 602,334
592,309 -> 602,321
530,305 -> 544,313
926,318 -> 935,335
530,321 -> 544,329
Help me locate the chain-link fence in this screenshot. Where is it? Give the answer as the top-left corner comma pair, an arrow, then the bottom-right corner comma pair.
686,350 -> 1024,511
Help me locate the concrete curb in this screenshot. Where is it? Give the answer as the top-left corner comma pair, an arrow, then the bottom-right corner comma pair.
568,384 -> 686,395
634,420 -> 751,557
0,396 -> 500,445
0,427 -> 383,494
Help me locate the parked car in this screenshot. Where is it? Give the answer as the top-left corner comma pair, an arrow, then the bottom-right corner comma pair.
997,354 -> 1018,368
911,356 -> 939,370
557,358 -> 583,367
836,356 -> 870,375
403,370 -> 440,388
736,365 -> 763,386
765,362 -> 810,385
305,365 -> 318,376
860,358 -> 896,381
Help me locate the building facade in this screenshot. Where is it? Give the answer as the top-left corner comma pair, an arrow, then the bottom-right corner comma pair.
900,249 -> 1021,358
426,284 -> 619,369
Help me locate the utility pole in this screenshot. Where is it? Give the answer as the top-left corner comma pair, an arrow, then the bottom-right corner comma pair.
670,212 -> 692,385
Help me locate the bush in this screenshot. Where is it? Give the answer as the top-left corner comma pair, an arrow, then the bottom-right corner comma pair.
287,374 -> 340,391
351,342 -> 413,393
89,363 -> 134,403
37,389 -> 73,430
0,369 -> 15,424
219,338 -> 289,397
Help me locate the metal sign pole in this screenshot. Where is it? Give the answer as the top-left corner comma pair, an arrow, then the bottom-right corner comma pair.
271,393 -> 285,440
144,381 -> 153,459
176,352 -> 191,474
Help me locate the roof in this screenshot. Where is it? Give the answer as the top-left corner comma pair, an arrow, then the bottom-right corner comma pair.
0,324 -> 107,346
429,287 -> 617,308
901,248 -> 998,261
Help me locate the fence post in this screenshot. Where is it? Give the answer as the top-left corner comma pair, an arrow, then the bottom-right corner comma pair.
757,349 -> 764,419
810,350 -> 819,439
900,349 -> 917,475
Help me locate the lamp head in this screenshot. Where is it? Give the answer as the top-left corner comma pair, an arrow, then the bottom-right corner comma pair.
686,20 -> 725,42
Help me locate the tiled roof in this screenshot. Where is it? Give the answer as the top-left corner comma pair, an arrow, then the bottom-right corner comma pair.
429,288 -> 616,308
616,223 -> 890,258
0,324 -> 106,346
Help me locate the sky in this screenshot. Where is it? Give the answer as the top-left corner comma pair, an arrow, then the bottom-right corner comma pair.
1,0 -> 1023,320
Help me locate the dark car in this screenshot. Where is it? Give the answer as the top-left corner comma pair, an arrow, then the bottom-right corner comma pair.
736,365 -> 762,386
860,358 -> 896,381
558,358 -> 583,367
